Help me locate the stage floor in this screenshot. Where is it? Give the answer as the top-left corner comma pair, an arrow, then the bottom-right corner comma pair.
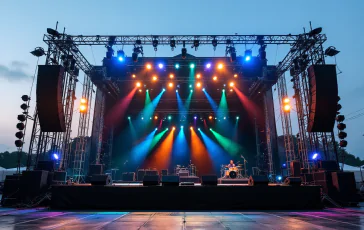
0,207 -> 363,229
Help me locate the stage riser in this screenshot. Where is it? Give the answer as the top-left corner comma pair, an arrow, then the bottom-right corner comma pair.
51,185 -> 322,210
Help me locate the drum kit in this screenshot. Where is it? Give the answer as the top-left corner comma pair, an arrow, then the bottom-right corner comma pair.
221,164 -> 244,179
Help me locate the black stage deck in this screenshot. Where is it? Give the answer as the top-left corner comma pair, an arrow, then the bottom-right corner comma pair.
218,178 -> 249,184
51,183 -> 322,210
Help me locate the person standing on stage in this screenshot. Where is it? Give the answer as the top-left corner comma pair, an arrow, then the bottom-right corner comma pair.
227,160 -> 235,168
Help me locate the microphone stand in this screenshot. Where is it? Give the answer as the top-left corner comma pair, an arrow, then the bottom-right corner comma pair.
241,155 -> 248,178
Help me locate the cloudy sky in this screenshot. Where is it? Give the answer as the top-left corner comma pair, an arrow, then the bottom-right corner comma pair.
0,0 -> 363,159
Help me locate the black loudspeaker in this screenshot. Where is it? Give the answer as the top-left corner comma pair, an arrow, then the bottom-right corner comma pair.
318,160 -> 339,171
248,175 -> 269,186
161,169 -> 168,176
91,174 -> 112,186
1,175 -> 22,206
35,160 -> 55,172
89,164 -> 104,175
36,65 -> 66,132
284,177 -> 302,186
303,173 -> 314,183
20,170 -> 49,200
145,170 -> 158,176
143,175 -> 159,186
53,171 -> 67,183
162,176 -> 180,186
137,169 -> 145,181
201,175 -> 217,186
122,172 -> 135,181
331,172 -> 356,194
313,171 -> 334,193
290,161 -> 301,177
307,65 -> 338,132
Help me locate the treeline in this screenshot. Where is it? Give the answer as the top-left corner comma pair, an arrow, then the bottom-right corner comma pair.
0,151 -> 28,169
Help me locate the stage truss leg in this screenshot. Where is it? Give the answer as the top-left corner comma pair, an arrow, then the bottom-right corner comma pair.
73,74 -> 93,183
277,73 -> 296,175
263,93 -> 274,176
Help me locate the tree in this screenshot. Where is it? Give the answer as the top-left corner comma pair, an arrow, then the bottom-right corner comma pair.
0,151 -> 28,169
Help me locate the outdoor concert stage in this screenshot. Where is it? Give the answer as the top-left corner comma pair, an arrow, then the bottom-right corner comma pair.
51,183 -> 322,210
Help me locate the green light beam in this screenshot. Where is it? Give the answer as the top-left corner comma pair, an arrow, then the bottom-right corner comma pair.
149,129 -> 168,151
210,129 -> 242,156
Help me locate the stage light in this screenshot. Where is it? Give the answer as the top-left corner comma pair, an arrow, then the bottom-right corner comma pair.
282,163 -> 287,169
141,117 -> 144,120
146,89 -> 149,92
312,153 -> 319,160
139,89 -> 143,92
136,82 -> 141,87
209,116 -> 213,120
230,89 -> 233,92
206,63 -> 211,69
158,63 -> 164,69
182,48 -> 187,59
209,128 -> 212,131
128,116 -> 131,120
152,76 -> 158,81
198,128 -> 200,131
146,64 -> 152,70
173,126 -> 176,130
175,63 -> 180,69
213,76 -> 217,81
168,115 -> 172,120
229,82 -> 234,87
168,82 -> 174,88
166,128 -> 169,130
283,104 -> 291,112
202,88 -> 205,91
236,116 -> 239,120
234,74 -> 238,78
80,105 -> 86,112
150,117 -> 152,120
163,88 -> 166,92
189,84 -> 192,88
30,47 -> 45,57
244,50 -> 252,61
196,74 -> 201,79
217,63 -> 223,69
196,82 -> 201,88
276,176 -> 282,181
155,128 -> 158,131
169,74 -> 174,79
190,63 -> 195,69
118,56 -> 123,61
190,126 -> 193,130
194,116 -> 197,119
190,89 -> 193,93
176,89 -> 178,92
222,89 -> 225,92
20,103 -> 28,110
117,50 -> 125,61
154,116 -> 158,120
21,95 -> 30,102
223,117 -> 226,120
80,98 -> 87,104
283,98 -> 290,103
16,123 -> 24,131
181,126 -> 183,129
132,74 -> 136,78
53,153 -> 59,160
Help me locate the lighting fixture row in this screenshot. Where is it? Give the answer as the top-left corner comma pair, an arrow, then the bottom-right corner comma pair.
136,81 -> 236,88
144,62 -> 226,70
127,116 -> 240,120
132,73 -> 238,80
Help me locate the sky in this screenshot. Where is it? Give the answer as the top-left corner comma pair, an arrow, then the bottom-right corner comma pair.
0,0 -> 363,159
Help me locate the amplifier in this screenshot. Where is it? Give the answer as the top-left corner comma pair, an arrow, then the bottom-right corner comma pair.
122,172 -> 135,181
137,169 -> 145,181
145,170 -> 158,176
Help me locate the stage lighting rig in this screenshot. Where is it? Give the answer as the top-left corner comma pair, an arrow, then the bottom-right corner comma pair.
30,47 -> 45,57
106,46 -> 114,59
152,37 -> 159,51
226,46 -> 236,63
212,38 -> 218,50
132,45 -> 144,62
170,39 -> 176,51
244,50 -> 252,61
47,28 -> 60,37
259,45 -> 267,62
117,50 -> 125,61
308,27 -> 322,37
192,39 -> 199,51
325,46 -> 340,57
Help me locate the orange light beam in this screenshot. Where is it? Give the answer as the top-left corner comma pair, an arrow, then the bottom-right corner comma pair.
190,129 -> 213,175
146,129 -> 174,170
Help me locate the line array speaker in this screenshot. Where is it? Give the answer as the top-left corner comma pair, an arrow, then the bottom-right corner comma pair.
307,65 -> 338,132
36,65 -> 66,132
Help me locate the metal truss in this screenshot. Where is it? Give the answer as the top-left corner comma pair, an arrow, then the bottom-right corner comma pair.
73,75 -> 93,183
95,92 -> 105,164
277,74 -> 296,175
44,34 -> 304,46
263,94 -> 274,176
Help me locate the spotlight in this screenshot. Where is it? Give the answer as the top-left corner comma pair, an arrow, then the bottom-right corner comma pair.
202,88 -> 205,91
139,89 -> 142,92
181,126 -> 184,129
283,98 -> 290,103
230,89 -> 233,92
30,47 -> 45,57
146,89 -> 149,92
222,89 -> 225,92
173,126 -> 176,130
168,115 -> 172,120
152,76 -> 158,81
234,74 -> 238,78
80,105 -> 87,112
190,126 -> 193,130
217,63 -> 223,69
15,131 -> 24,139
276,176 -> 282,182
198,128 -> 200,131
176,89 -> 178,92
169,74 -> 174,79
168,82 -> 174,88
136,82 -> 141,87
117,50 -> 125,61
80,98 -> 87,104
236,116 -> 239,120
282,163 -> 287,169
209,128 -> 212,131
53,153 -> 59,160
20,103 -> 28,110
194,116 -> 197,119
229,82 -> 234,87
223,117 -> 226,120
146,64 -> 152,70
155,128 -> 158,131
190,89 -> 193,93
213,76 -> 218,81
190,63 -> 195,69
181,48 -> 187,59
244,50 -> 252,61
209,116 -> 213,120
141,117 -> 144,120
158,63 -> 164,69
312,153 -> 319,160
166,128 -> 169,130
206,63 -> 211,69
154,116 -> 158,120
175,63 -> 180,69
196,74 -> 201,79
170,39 -> 176,50
128,116 -> 131,120
196,82 -> 201,88
21,95 -> 30,102
132,74 -> 136,78
163,88 -> 166,92
150,117 -> 152,120
283,105 -> 291,112
189,84 -> 192,88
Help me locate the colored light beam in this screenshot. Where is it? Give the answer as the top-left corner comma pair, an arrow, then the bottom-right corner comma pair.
149,128 -> 168,151
172,128 -> 189,166
146,129 -> 174,170
145,89 -> 151,107
203,90 -> 218,115
184,90 -> 193,113
105,88 -> 137,127
130,129 -> 157,163
210,129 -> 242,156
217,88 -> 228,118
176,91 -> 185,120
190,129 -> 213,175
233,86 -> 259,117
199,130 -> 230,170
128,118 -> 137,141
140,89 -> 165,124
